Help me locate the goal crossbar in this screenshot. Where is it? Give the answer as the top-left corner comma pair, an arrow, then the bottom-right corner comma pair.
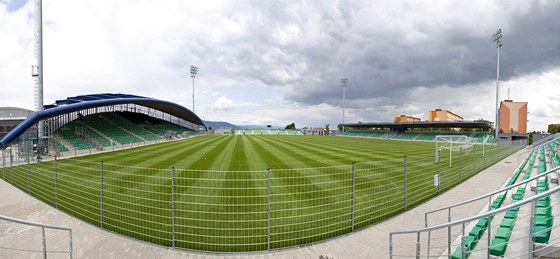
435,135 -> 476,166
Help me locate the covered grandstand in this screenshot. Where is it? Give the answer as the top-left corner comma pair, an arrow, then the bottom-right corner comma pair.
339,121 -> 503,144
0,93 -> 206,158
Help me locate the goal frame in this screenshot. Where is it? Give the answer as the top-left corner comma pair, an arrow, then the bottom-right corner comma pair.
435,135 -> 476,167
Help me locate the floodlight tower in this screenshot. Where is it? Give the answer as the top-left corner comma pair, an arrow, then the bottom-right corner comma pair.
32,0 -> 44,138
492,29 -> 503,141
190,66 -> 198,112
341,78 -> 348,132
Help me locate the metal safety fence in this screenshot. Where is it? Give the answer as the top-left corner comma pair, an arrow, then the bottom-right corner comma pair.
0,144 -> 520,252
389,166 -> 560,258
0,214 -> 72,258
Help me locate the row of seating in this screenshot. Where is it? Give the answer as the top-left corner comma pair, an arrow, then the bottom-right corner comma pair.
50,138 -> 69,152
340,130 -> 495,143
533,146 -> 553,244
489,186 -> 527,256
82,115 -> 144,145
113,111 -> 195,136
547,143 -> 560,167
487,145 -> 553,256
451,149 -> 537,258
103,113 -> 160,141
236,129 -> 304,135
53,112 -> 196,152
57,126 -> 95,150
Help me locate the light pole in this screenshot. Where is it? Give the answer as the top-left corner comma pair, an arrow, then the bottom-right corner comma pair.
190,66 -> 198,113
341,78 -> 348,132
492,29 -> 503,141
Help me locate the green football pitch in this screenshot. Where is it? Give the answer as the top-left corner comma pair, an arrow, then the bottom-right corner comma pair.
1,135 -> 517,252
80,134 -> 435,169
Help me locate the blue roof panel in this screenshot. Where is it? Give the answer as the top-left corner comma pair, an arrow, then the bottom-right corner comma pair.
0,93 -> 205,147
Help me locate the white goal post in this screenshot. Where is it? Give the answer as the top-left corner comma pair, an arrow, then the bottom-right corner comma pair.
435,135 -> 476,166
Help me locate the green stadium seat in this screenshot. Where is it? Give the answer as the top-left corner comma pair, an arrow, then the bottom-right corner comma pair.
504,209 -> 518,219
476,218 -> 488,228
533,225 -> 552,243
500,218 -> 515,229
489,237 -> 508,256
535,215 -> 553,228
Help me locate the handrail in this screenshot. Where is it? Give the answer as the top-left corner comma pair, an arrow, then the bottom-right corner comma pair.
531,134 -> 560,149
0,214 -> 73,259
424,163 -> 559,226
0,214 -> 72,231
391,184 -> 559,235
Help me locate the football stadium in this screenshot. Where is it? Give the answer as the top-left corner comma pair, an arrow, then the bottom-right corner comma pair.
2,92 -> 559,257
1,1 -> 560,259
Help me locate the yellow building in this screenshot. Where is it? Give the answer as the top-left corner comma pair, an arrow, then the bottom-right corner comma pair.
499,100 -> 528,134
394,115 -> 421,123
428,109 -> 463,122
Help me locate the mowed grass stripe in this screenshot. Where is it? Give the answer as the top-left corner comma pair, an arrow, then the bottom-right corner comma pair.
275,136 -> 433,163
102,135 -> 223,168
1,135 -> 519,252
253,135 -> 336,168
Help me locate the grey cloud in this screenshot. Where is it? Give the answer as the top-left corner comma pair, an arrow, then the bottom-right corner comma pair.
282,0 -> 559,109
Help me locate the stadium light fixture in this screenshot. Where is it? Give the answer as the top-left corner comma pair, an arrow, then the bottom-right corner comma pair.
341,78 -> 348,132
492,29 -> 503,141
33,0 -> 44,139
190,66 -> 198,113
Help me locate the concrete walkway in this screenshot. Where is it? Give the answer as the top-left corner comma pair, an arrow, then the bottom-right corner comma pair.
0,149 -> 530,259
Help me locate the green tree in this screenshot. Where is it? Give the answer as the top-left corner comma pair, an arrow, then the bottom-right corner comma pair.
285,123 -> 296,130
548,124 -> 560,134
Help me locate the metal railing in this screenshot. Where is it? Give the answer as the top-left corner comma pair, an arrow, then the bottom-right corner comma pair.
531,133 -> 560,148
0,140 -> 521,252
389,185 -> 560,258
424,164 -> 559,228
0,214 -> 72,258
389,167 -> 560,258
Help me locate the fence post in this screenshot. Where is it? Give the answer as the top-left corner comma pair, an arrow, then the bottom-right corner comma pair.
100,161 -> 104,229
2,149 -> 4,180
473,145 -> 476,176
437,150 -> 441,194
528,200 -> 536,258
389,234 -> 393,259
459,147 -> 463,182
403,156 -> 407,210
27,148 -> 30,195
460,222 -> 466,259
10,148 -> 13,183
267,167 -> 271,251
171,167 -> 176,248
41,226 -> 47,259
448,208 -> 452,257
69,229 -> 73,259
351,161 -> 356,231
416,232 -> 421,259
483,142 -> 486,168
55,155 -> 58,209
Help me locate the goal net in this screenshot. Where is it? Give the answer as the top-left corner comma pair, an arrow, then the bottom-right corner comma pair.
435,135 -> 476,166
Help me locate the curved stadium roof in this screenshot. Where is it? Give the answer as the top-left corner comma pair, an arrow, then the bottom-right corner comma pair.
0,93 -> 205,147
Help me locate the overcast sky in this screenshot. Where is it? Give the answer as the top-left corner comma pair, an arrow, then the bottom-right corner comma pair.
1,0 -> 559,131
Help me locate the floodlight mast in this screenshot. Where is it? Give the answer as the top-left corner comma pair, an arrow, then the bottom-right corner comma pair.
341,78 -> 348,132
33,0 -> 44,138
190,66 -> 198,113
492,29 -> 503,142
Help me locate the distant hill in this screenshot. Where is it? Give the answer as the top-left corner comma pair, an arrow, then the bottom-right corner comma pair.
203,121 -> 283,130
203,121 -> 240,129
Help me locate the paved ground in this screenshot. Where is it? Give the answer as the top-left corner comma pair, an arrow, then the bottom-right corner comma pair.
0,149 -> 529,259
